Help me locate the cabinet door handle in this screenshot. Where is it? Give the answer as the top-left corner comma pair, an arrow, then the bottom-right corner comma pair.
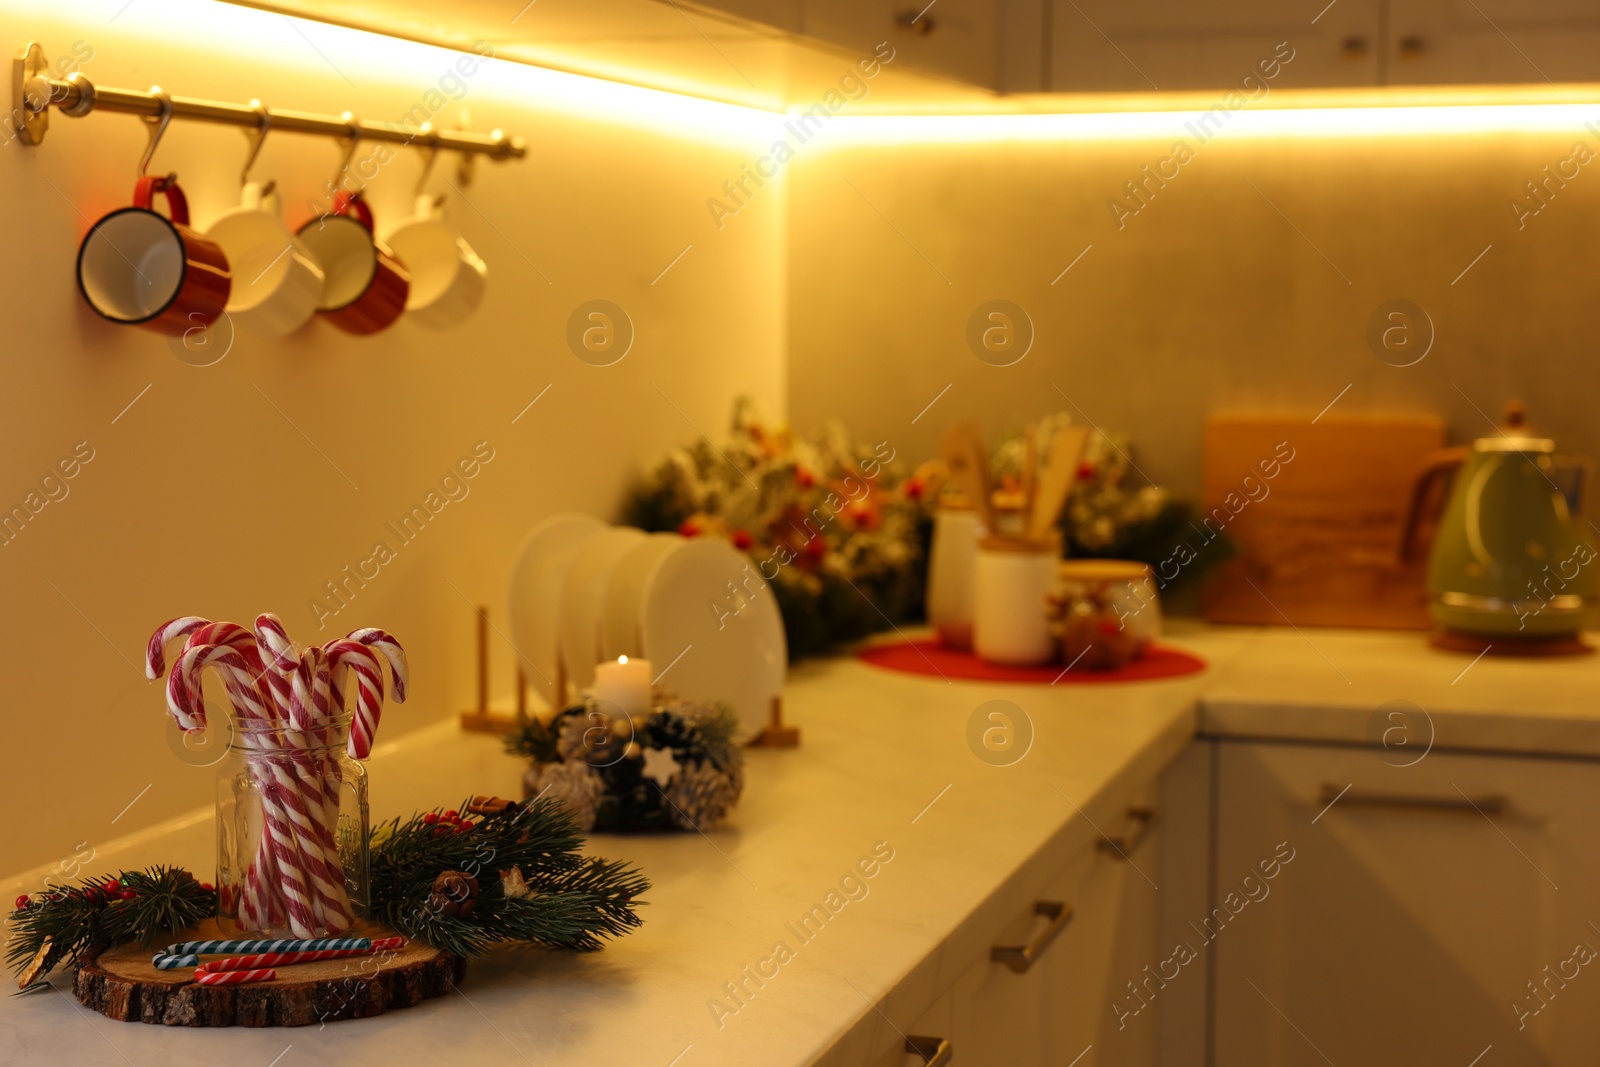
1320,783 -> 1506,815
905,1035 -> 954,1066
1098,806 -> 1155,857
990,900 -> 1073,974
894,9 -> 937,35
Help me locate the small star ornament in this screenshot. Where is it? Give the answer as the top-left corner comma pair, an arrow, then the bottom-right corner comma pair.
640,745 -> 681,786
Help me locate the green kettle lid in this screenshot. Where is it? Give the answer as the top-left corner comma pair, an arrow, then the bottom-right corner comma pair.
1473,401 -> 1554,454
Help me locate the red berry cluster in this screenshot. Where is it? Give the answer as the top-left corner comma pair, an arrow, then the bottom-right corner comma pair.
92,878 -> 137,902
422,810 -> 476,837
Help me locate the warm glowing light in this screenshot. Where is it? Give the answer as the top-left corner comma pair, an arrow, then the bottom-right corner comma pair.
13,0 -> 1600,150
618,655 -> 629,665
3,0 -> 783,146
826,102 -> 1600,144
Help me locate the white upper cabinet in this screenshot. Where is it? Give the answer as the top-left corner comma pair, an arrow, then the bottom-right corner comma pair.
802,0 -> 1008,89
1047,0 -> 1381,92
1387,0 -> 1600,84
682,0 -> 1600,93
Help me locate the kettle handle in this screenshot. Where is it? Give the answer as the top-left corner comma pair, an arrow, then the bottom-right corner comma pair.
1398,447 -> 1469,565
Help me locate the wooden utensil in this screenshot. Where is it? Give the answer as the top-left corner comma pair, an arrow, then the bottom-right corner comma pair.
1028,425 -> 1090,540
940,421 -> 995,529
1200,412 -> 1444,629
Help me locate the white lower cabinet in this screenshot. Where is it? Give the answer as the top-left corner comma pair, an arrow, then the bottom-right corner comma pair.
1213,740 -> 1600,1067
872,789 -> 1163,1066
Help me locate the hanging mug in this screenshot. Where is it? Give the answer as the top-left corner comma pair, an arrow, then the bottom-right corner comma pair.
76,175 -> 231,333
383,194 -> 486,329
205,181 -> 324,337
296,191 -> 409,335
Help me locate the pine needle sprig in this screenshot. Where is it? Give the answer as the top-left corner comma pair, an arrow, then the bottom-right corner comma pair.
367,796 -> 649,959
5,866 -> 214,981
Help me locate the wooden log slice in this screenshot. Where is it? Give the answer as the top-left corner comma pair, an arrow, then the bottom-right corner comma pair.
73,919 -> 465,1027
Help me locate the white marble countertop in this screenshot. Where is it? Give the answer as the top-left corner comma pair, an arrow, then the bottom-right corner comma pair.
4,621 -> 1597,1065
1198,626 -> 1600,759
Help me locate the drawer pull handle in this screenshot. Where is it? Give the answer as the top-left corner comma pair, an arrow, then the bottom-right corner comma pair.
1098,806 -> 1155,857
990,900 -> 1073,974
905,1035 -> 954,1066
1320,783 -> 1507,816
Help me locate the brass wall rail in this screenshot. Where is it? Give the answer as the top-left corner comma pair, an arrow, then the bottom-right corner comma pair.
11,42 -> 526,164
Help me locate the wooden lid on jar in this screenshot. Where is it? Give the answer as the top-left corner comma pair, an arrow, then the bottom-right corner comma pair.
1058,559 -> 1153,582
980,532 -> 1060,553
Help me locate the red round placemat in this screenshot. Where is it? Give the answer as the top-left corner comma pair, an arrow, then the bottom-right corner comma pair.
856,639 -> 1207,684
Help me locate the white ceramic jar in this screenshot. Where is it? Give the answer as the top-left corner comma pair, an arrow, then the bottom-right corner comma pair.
926,506 -> 985,650
974,535 -> 1060,665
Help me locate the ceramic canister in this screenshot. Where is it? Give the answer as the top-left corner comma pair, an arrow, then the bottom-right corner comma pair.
974,534 -> 1061,666
926,505 -> 986,650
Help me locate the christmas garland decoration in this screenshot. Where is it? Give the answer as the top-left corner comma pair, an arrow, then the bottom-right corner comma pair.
7,796 -> 648,987
507,699 -> 744,833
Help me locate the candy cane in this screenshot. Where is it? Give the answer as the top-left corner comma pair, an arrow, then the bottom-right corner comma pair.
285,647 -> 353,931
195,967 -> 276,986
145,616 -> 210,680
177,644 -> 325,937
255,613 -> 300,674
342,628 -> 409,703
194,938 -> 405,975
247,617 -> 351,933
161,934 -> 382,958
324,639 -> 384,759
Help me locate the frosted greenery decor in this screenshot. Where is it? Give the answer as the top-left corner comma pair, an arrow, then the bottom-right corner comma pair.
624,398 -> 934,659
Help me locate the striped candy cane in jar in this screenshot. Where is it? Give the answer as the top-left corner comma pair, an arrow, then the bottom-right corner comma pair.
175,644 -> 322,938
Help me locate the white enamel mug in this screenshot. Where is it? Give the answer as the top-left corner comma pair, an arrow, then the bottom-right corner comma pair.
205,182 -> 325,336
384,194 -> 486,329
973,535 -> 1061,666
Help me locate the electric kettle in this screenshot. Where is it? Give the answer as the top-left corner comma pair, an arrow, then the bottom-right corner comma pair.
1401,402 -> 1596,640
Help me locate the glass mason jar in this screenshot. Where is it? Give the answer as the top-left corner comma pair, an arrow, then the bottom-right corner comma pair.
216,714 -> 369,937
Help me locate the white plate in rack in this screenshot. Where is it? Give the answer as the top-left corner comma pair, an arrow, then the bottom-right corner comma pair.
601,532 -> 687,664
506,514 -> 605,709
560,526 -> 647,694
640,537 -> 786,742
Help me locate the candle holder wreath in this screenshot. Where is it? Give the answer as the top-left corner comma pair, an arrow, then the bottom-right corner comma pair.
507,696 -> 744,833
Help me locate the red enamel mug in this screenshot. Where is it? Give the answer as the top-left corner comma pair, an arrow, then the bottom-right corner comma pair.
76,175 -> 232,332
297,191 -> 410,335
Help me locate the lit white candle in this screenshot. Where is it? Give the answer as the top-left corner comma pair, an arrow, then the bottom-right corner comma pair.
593,654 -> 652,715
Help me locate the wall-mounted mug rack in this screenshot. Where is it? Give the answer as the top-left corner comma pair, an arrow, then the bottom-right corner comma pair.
10,41 -> 526,165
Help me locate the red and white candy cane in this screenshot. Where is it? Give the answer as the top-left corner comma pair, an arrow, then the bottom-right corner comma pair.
195,967 -> 276,986
255,613 -> 300,674
176,643 -> 327,938
342,628 -> 409,704
145,616 -> 210,680
284,647 -> 354,931
324,639 -> 385,759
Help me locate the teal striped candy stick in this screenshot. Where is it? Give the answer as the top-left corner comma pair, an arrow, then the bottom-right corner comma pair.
153,936 -> 373,970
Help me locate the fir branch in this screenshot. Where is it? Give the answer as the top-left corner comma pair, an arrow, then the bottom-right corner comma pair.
368,796 -> 648,959
6,867 -> 214,982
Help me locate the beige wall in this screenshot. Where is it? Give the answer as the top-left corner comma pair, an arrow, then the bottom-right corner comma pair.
786,112 -> 1600,501
1,1 -> 787,872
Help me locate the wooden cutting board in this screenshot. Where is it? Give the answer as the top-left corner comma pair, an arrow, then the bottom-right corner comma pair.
1200,412 -> 1444,629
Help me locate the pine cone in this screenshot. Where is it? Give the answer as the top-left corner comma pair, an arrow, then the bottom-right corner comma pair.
530,760 -> 606,831
430,871 -> 479,917
665,760 -> 743,831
